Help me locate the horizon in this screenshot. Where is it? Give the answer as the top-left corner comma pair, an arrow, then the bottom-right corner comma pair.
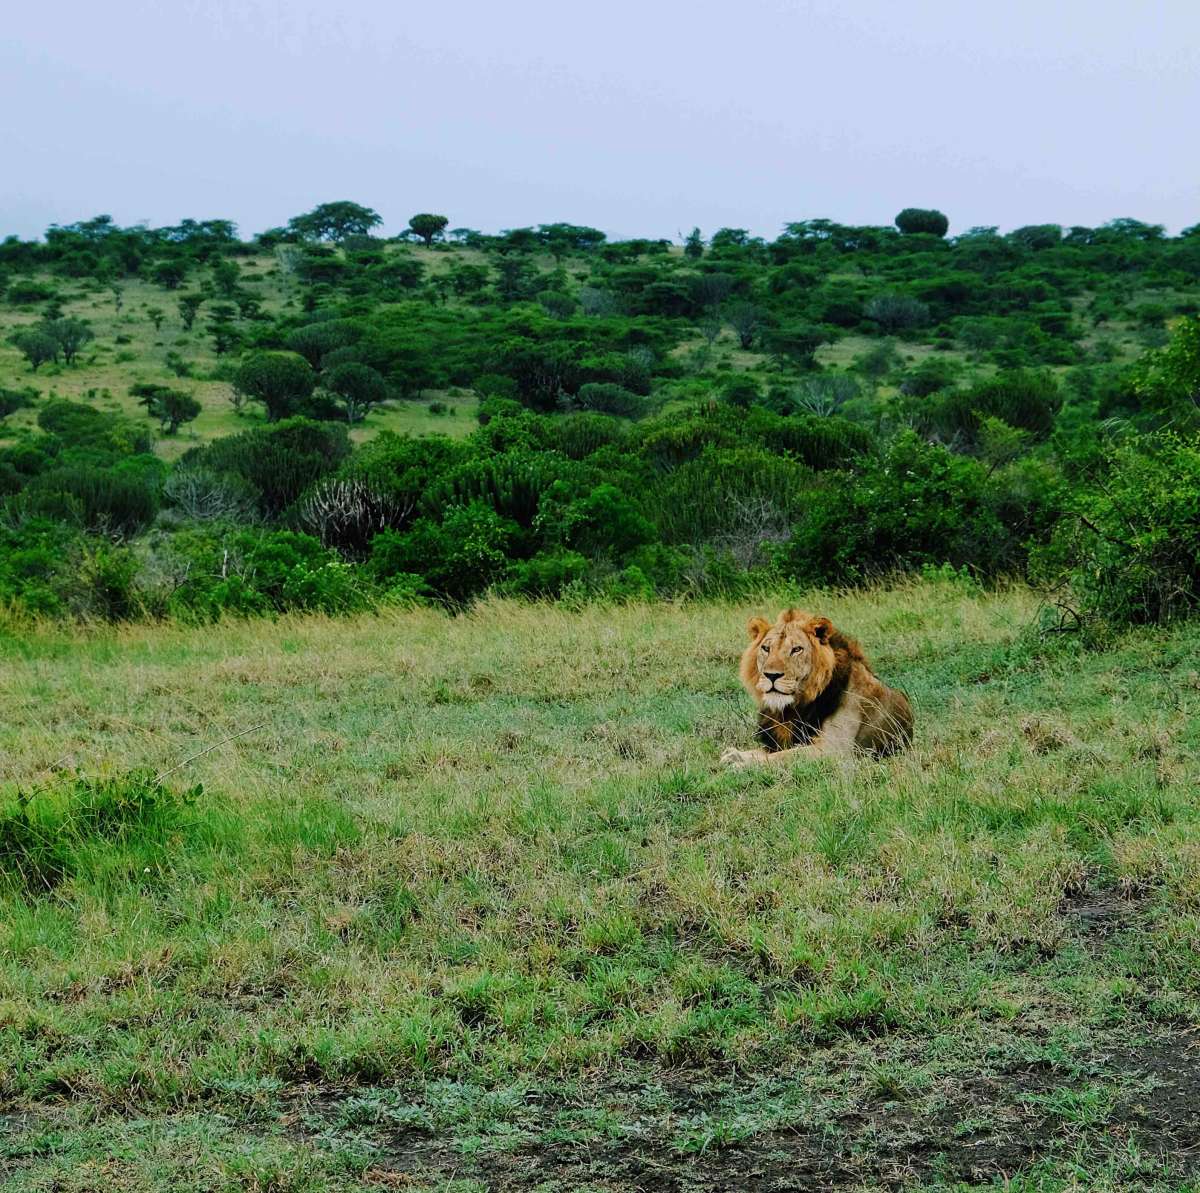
3,0 -> 1198,243
6,206 -> 1198,246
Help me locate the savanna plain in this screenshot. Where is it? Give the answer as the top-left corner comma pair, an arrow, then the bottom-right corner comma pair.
3,579 -> 1200,1191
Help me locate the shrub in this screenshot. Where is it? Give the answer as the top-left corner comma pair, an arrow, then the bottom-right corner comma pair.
37,400 -> 151,461
650,447 -> 809,548
1131,314 -> 1200,430
545,483 -> 655,557
778,431 -> 1012,583
545,413 -> 627,460
501,549 -> 589,597
163,467 -> 259,522
26,463 -> 160,536
371,503 -> 516,601
1033,432 -> 1200,626
925,370 -> 1062,447
295,475 -> 413,556
0,387 -> 33,419
570,381 -> 649,419
865,294 -> 929,334
161,527 -> 373,619
182,419 -> 350,517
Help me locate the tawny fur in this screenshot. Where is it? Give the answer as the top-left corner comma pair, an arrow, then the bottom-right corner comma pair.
723,609 -> 913,767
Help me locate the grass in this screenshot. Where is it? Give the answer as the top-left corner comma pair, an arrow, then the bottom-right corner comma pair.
2,579 -> 1200,1187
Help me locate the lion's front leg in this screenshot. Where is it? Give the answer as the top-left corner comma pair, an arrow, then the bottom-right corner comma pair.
720,746 -> 770,768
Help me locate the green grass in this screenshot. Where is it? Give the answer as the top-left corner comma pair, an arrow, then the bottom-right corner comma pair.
2,579 -> 1200,1188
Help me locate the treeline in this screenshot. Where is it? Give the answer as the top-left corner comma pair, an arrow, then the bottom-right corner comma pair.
1,203 -> 1199,629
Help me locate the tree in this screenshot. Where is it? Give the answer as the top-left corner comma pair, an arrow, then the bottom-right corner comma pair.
152,260 -> 188,289
684,227 -> 704,259
211,258 -> 240,297
9,328 -> 57,371
537,223 -> 606,261
865,293 -> 929,333
46,318 -> 94,365
146,307 -> 165,333
322,362 -> 389,423
288,201 -> 383,244
407,213 -> 449,246
233,351 -> 315,421
725,301 -> 761,349
763,323 -> 830,369
207,304 -> 241,356
178,292 -> 204,330
131,383 -> 202,434
494,256 -> 540,302
895,208 -> 949,237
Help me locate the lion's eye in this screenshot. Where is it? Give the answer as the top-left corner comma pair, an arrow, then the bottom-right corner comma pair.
791,646 -> 802,654
760,642 -> 769,651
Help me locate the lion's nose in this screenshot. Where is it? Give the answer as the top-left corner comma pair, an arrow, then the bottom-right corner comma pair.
763,671 -> 784,682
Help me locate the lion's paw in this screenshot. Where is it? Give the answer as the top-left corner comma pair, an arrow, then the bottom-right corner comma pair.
720,746 -> 769,769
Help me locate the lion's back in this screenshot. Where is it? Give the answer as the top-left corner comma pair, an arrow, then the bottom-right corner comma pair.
850,663 -> 914,756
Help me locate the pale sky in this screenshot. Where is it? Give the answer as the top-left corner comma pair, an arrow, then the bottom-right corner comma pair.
2,0 -> 1198,242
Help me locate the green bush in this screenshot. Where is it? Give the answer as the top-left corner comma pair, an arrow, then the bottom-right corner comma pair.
26,462 -> 160,536
371,503 -> 516,602
778,431 -> 1013,583
501,549 -> 589,596
160,527 -> 373,619
1033,432 -> 1200,626
182,418 -> 350,516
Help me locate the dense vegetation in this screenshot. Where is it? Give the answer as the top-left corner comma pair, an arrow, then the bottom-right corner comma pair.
2,204 -> 1199,628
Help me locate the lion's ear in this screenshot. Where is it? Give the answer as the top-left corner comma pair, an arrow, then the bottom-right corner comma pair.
746,616 -> 770,642
808,616 -> 834,643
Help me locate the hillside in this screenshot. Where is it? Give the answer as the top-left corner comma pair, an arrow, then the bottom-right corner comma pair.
1,210 -> 1198,625
3,580 -> 1200,1189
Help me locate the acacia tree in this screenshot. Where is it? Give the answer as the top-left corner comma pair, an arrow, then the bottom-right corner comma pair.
895,208 -> 949,237
207,304 -> 241,355
323,361 -> 388,423
46,318 -> 94,364
131,383 -> 202,434
408,213 -> 449,246
233,350 -> 315,420
178,292 -> 204,330
724,301 -> 761,349
684,227 -> 704,259
288,201 -> 382,243
9,328 -> 58,371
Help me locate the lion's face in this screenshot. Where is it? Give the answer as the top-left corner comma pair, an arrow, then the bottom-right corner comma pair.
743,611 -> 835,711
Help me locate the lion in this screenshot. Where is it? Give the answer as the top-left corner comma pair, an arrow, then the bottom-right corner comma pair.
720,609 -> 913,767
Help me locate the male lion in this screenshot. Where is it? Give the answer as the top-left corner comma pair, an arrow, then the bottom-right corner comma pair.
720,609 -> 913,767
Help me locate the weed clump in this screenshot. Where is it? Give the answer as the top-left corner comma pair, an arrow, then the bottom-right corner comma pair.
0,772 -> 208,894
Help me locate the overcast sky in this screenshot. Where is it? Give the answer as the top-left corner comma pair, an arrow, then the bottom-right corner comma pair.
3,0 -> 1198,242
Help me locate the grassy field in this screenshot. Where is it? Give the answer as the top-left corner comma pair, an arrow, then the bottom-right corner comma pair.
2,580 -> 1200,1189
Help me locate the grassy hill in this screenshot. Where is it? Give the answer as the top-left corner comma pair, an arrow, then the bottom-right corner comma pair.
0,245 -> 486,458
3,579 -> 1200,1190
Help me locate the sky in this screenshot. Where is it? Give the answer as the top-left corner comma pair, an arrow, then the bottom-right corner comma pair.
2,0 -> 1198,242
